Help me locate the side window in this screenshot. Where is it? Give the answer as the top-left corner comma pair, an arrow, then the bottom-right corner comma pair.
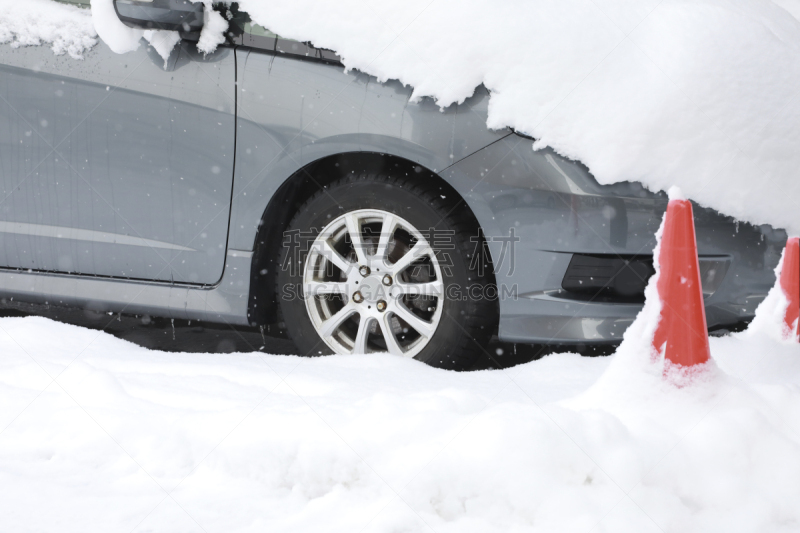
55,0 -> 91,6
245,23 -> 280,41
241,22 -> 340,63
240,23 -> 286,50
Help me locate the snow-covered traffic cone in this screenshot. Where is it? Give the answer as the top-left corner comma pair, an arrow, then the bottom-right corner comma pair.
652,193 -> 711,372
779,237 -> 799,341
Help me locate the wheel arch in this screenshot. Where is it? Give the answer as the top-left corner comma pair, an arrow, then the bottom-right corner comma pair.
245,151 -> 497,328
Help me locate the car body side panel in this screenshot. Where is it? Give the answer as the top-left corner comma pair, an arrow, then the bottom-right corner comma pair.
231,47 -> 782,343
0,249 -> 253,325
0,39 -> 784,344
0,40 -> 235,284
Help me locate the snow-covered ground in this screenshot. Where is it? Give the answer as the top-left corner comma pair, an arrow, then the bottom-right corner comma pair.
2,2 -> 800,531
1,315 -> 799,533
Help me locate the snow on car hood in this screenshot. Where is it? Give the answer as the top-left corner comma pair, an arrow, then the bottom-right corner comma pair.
0,0 -> 96,59
233,0 -> 800,235
3,0 -> 799,234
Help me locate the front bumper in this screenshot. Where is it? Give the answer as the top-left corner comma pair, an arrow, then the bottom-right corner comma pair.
443,134 -> 785,344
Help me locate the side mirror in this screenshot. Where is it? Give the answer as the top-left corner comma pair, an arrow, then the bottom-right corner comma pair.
113,0 -> 204,34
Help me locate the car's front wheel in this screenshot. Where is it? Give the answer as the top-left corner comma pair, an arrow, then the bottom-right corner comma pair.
277,174 -> 497,370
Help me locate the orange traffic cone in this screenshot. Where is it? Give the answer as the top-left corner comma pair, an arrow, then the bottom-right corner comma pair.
652,196 -> 711,371
779,237 -> 799,341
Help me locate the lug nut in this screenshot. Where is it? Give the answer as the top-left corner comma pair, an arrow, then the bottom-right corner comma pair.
359,265 -> 371,277
376,300 -> 387,312
352,291 -> 364,303
382,274 -> 393,286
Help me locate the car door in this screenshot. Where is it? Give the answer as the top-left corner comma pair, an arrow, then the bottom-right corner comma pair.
0,7 -> 236,285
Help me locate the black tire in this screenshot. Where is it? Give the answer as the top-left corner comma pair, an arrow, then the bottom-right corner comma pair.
276,173 -> 497,370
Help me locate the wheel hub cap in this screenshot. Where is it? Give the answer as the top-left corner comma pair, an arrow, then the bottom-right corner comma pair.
356,275 -> 385,304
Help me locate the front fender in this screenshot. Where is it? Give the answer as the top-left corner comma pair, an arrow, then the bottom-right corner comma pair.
228,48 -> 507,251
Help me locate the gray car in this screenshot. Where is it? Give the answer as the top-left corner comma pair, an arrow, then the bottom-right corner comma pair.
0,1 -> 785,369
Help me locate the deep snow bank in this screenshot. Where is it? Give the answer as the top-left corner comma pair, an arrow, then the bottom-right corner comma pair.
745,245 -> 797,342
1,316 -> 799,532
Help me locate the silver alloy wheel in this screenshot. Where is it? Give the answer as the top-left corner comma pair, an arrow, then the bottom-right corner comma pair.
303,209 -> 445,357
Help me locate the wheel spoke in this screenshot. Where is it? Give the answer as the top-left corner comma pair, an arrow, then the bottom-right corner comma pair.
319,304 -> 356,338
391,240 -> 433,276
353,315 -> 372,354
392,302 -> 435,338
345,213 -> 368,265
375,213 -> 398,262
304,209 -> 445,359
313,239 -> 352,273
395,281 -> 443,298
305,281 -> 349,296
380,314 -> 405,356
